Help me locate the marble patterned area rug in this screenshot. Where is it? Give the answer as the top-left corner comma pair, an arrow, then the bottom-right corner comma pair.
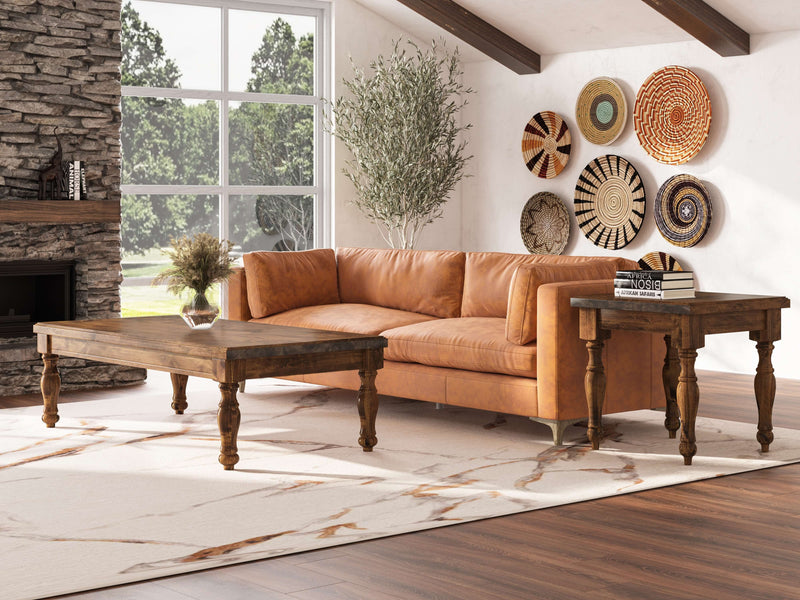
3,372 -> 800,600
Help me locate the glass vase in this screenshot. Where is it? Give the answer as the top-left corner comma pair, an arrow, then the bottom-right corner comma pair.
180,291 -> 219,329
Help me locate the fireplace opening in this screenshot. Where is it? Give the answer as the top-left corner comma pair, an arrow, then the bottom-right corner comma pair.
0,260 -> 76,338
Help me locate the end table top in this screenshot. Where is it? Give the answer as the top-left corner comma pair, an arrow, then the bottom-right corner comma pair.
570,291 -> 790,315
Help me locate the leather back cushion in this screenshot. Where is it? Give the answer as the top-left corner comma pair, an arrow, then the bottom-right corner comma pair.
505,262 -> 619,345
463,252 -> 638,318
242,249 -> 340,319
336,247 -> 466,318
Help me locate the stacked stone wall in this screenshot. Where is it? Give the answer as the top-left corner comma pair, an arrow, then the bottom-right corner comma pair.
0,0 -> 122,200
0,0 -> 146,395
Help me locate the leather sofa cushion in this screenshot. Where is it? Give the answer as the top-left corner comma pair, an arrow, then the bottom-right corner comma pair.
336,247 -> 466,318
253,302 -> 436,335
243,249 -> 340,319
383,317 -> 537,378
462,252 -> 638,318
505,262 -> 619,345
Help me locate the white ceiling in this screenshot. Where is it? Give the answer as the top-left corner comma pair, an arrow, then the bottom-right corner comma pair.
351,0 -> 800,62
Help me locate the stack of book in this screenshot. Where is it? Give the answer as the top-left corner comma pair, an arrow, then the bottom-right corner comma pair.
614,269 -> 695,299
62,160 -> 86,200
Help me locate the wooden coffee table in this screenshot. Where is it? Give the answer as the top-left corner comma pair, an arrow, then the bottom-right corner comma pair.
570,292 -> 790,465
33,316 -> 387,470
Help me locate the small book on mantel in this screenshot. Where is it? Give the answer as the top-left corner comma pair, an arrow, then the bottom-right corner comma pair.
63,160 -> 86,201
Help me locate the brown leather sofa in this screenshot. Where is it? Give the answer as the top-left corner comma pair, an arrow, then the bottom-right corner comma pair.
228,247 -> 664,444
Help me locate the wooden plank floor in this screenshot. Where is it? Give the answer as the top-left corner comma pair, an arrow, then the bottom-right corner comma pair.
4,370 -> 799,600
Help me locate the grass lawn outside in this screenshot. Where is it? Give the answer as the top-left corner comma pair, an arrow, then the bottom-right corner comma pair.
120,283 -> 221,318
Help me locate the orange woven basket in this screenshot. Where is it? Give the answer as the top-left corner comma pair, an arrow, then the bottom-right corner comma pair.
634,66 -> 711,165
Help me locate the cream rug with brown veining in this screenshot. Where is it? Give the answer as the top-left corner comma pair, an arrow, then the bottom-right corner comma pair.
3,371 -> 800,600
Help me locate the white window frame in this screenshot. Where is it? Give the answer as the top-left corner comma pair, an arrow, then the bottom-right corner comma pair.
121,0 -> 332,309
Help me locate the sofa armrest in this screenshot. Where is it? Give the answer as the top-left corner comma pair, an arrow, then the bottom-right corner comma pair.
536,279 -> 611,420
535,280 -> 662,421
228,266 -> 252,321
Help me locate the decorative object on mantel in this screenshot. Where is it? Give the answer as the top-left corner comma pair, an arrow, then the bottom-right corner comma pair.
38,133 -> 68,201
521,110 -> 571,178
151,233 -> 235,329
520,191 -> 570,254
638,250 -> 684,271
654,174 -> 712,247
37,130 -> 88,201
574,155 -> 646,249
575,77 -> 627,145
634,65 -> 711,165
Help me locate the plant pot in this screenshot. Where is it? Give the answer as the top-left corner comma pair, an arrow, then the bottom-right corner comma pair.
180,292 -> 219,329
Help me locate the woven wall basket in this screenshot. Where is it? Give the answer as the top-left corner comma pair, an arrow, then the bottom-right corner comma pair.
634,66 -> 711,165
574,155 -> 646,250
638,251 -> 684,271
521,111 -> 571,179
575,77 -> 627,145
654,174 -> 712,248
520,192 -> 570,254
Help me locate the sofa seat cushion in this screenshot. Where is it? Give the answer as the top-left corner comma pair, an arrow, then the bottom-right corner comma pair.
382,317 -> 537,378
252,303 -> 436,336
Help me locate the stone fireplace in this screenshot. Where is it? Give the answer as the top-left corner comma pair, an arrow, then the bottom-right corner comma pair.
0,258 -> 75,338
0,0 -> 146,395
0,220 -> 146,396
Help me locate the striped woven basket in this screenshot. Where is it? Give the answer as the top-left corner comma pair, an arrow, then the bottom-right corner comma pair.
574,155 -> 646,250
638,251 -> 684,271
521,111 -> 571,179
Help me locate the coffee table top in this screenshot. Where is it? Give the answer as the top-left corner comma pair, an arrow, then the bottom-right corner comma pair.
570,291 -> 790,315
34,316 -> 388,360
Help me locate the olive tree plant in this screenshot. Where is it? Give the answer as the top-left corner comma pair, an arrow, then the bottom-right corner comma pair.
328,40 -> 472,249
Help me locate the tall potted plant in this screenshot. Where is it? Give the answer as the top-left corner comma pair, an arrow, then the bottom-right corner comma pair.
329,40 -> 472,249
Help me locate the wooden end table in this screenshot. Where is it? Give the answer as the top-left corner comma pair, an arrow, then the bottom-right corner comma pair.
34,316 -> 387,470
570,292 -> 790,465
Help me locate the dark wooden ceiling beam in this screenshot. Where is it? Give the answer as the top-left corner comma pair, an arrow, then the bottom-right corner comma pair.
395,0 -> 540,74
641,0 -> 750,56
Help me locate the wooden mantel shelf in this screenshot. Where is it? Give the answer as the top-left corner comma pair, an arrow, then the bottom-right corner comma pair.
0,200 -> 120,224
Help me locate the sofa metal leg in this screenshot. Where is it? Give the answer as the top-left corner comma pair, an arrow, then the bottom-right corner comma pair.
239,380 -> 246,393
435,403 -> 443,410
529,417 -> 583,445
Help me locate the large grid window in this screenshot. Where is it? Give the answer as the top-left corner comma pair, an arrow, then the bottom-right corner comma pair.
119,0 -> 330,315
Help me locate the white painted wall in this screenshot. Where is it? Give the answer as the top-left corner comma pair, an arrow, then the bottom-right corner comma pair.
459,31 -> 800,378
331,0 -> 462,250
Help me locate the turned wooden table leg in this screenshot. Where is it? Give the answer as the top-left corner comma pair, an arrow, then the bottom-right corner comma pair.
662,335 -> 681,439
585,334 -> 609,450
677,348 -> 699,465
217,382 -> 241,470
41,353 -> 61,428
357,356 -> 379,452
754,340 -> 776,452
170,373 -> 188,414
